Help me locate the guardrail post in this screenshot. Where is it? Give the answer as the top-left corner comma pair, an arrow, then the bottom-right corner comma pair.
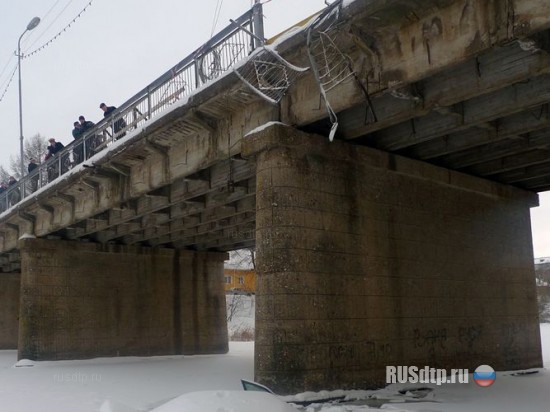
147,85 -> 152,119
252,0 -> 265,49
194,57 -> 201,88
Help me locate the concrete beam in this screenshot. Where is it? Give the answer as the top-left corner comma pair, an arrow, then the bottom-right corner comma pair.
439,128 -> 550,169
371,73 -> 550,150
466,149 -> 550,177
405,105 -> 550,159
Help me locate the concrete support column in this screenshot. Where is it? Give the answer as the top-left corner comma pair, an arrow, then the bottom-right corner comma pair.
0,273 -> 21,349
18,239 -> 227,360
243,123 -> 542,394
178,250 -> 229,355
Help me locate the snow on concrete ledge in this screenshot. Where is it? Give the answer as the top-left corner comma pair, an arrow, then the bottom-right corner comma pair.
245,121 -> 288,137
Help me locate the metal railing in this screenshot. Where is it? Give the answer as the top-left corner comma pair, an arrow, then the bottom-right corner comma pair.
0,3 -> 264,214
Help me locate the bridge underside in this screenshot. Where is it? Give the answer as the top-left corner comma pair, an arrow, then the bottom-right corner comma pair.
0,0 -> 546,393
0,0 -> 549,262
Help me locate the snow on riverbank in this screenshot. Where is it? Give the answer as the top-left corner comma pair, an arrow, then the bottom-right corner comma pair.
1,325 -> 550,411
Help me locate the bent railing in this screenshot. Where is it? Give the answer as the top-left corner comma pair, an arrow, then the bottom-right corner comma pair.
1,3 -> 264,213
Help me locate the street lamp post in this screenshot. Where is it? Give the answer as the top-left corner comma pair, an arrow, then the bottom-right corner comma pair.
17,16 -> 41,183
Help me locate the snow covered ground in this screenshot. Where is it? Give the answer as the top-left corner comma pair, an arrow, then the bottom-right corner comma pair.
1,324 -> 550,411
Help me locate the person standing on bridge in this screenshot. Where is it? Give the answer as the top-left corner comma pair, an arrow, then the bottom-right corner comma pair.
0,183 -> 7,212
72,121 -> 83,139
99,102 -> 126,140
46,138 -> 64,157
79,115 -> 98,158
72,122 -> 85,164
7,176 -> 20,206
46,138 -> 65,182
28,158 -> 39,193
79,115 -> 95,133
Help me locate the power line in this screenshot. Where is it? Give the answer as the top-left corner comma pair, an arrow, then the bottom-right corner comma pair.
0,65 -> 18,104
23,0 -> 95,59
24,0 -> 77,52
43,0 -> 65,22
0,0 -> 94,105
0,55 -> 16,84
0,0 -> 65,84
211,0 -> 224,37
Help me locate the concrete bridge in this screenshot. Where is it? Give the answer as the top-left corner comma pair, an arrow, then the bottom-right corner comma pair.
0,0 -> 548,393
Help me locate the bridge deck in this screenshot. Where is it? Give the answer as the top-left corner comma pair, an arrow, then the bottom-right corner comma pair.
1,0 -> 549,270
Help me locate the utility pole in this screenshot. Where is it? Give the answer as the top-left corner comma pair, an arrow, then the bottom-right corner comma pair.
17,17 -> 41,183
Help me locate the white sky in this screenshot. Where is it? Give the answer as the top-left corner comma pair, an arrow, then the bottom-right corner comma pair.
0,0 -> 326,152
0,0 -> 548,257
532,192 -> 550,258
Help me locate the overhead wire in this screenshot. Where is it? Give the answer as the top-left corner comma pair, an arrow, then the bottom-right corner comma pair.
24,0 -> 77,52
210,0 -> 224,37
0,56 -> 16,84
0,0 -> 64,79
24,0 -> 95,59
42,0 -> 65,22
0,0 -> 94,105
0,66 -> 18,104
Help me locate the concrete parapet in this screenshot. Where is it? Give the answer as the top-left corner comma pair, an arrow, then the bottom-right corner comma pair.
18,239 -> 227,360
245,123 -> 542,393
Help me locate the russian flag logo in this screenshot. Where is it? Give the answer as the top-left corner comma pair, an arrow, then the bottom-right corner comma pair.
473,365 -> 496,387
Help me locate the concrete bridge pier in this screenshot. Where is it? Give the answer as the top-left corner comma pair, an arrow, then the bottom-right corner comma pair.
0,273 -> 20,349
244,123 -> 542,394
17,238 -> 228,360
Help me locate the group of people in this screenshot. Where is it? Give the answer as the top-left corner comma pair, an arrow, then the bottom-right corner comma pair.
17,103 -> 128,196
71,115 -> 96,164
69,103 -> 126,164
0,102 -> 129,210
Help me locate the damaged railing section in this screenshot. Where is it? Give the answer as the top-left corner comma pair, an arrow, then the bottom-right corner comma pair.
235,47 -> 309,104
0,3 -> 265,212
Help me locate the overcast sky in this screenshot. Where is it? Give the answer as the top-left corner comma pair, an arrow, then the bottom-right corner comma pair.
0,0 -> 548,257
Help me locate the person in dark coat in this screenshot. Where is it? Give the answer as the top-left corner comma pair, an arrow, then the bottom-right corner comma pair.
46,138 -> 65,181
47,137 -> 64,156
28,158 -> 39,193
7,176 -> 20,206
79,115 -> 99,158
79,115 -> 95,132
99,102 -> 126,139
72,121 -> 84,139
0,183 -> 7,211
72,122 -> 85,164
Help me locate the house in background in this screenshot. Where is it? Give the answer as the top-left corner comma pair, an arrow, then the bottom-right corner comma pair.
224,266 -> 256,293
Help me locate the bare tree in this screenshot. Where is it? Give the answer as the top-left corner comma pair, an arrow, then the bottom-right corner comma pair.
227,293 -> 245,323
226,248 -> 256,341
228,248 -> 255,269
8,133 -> 48,179
0,165 -> 10,184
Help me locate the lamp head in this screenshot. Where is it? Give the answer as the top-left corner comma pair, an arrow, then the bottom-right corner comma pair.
26,17 -> 40,31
